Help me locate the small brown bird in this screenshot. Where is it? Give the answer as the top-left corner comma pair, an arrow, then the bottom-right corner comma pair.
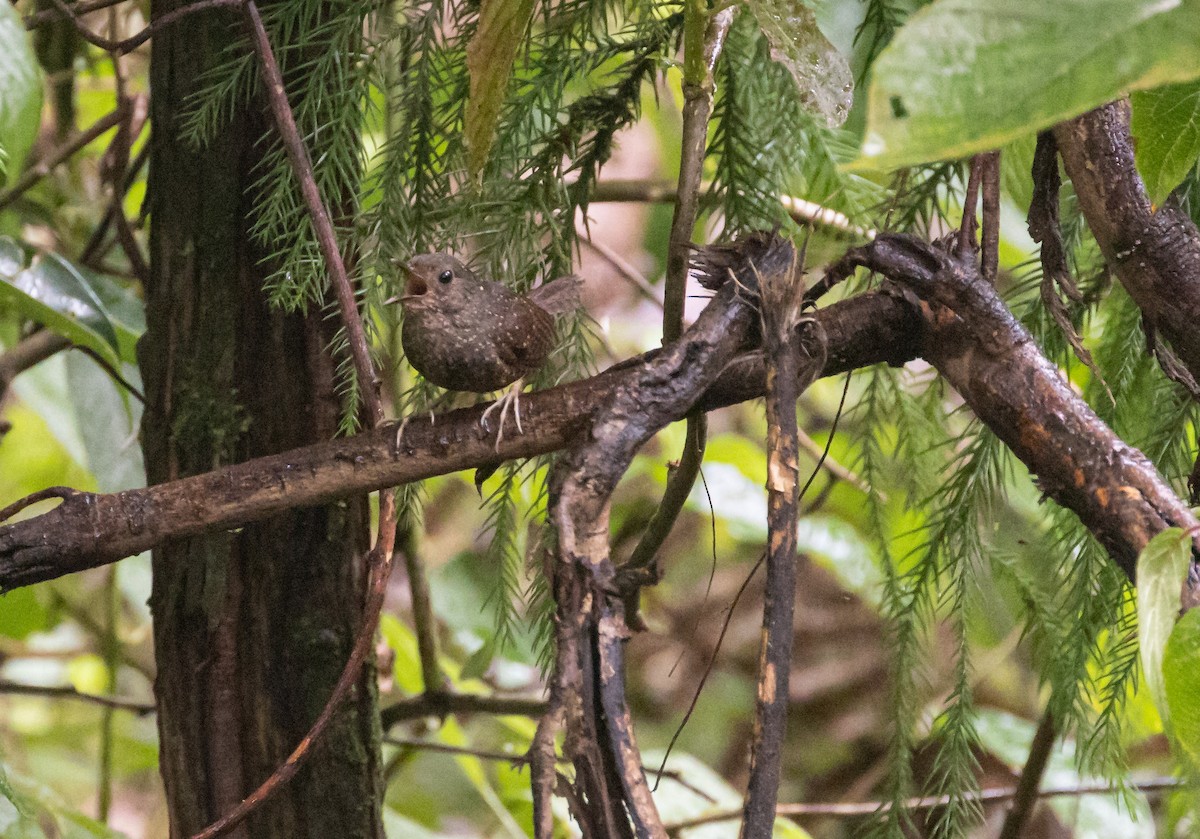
392,252 -> 580,444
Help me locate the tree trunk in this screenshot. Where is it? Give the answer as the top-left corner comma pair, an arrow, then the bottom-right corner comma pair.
142,3 -> 383,836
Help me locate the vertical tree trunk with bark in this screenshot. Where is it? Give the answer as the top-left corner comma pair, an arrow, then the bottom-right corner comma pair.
143,3 -> 383,836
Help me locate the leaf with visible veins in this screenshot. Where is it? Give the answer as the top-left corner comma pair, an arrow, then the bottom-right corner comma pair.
464,0 -> 535,179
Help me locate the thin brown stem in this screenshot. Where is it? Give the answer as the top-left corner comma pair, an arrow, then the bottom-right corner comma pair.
666,776 -> 1183,832
591,179 -> 873,238
979,150 -> 1001,282
0,105 -> 128,212
959,156 -> 982,254
25,0 -> 130,29
399,524 -> 444,693
380,691 -> 548,727
741,254 -> 826,837
45,0 -> 245,55
997,709 -> 1057,839
0,679 -> 154,714
0,330 -> 71,394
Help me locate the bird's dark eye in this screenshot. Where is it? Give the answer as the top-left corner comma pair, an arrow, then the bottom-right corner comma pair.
438,270 -> 453,284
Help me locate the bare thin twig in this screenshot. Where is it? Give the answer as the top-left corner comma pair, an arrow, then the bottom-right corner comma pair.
380,691 -> 548,728
398,524 -> 445,694
0,679 -> 154,715
623,3 -> 734,635
666,776 -> 1184,832
741,248 -> 827,836
46,0 -> 245,56
25,0 -> 130,29
591,179 -> 873,238
997,709 -> 1057,839
0,105 -> 129,212
979,150 -> 1001,281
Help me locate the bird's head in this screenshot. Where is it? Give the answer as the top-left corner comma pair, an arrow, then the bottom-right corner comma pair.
387,253 -> 477,308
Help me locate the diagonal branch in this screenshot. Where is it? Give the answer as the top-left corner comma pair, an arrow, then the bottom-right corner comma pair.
826,234 -> 1200,598
1055,100 -> 1200,393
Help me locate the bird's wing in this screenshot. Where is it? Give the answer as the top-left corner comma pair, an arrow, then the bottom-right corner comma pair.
526,274 -> 582,316
495,303 -> 555,369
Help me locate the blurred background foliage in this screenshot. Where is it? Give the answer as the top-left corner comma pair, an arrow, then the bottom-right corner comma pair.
1,0 -> 1200,837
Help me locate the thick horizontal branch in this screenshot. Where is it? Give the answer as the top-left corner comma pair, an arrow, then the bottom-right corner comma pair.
1055,101 -> 1200,388
830,235 -> 1200,592
0,292 -> 920,591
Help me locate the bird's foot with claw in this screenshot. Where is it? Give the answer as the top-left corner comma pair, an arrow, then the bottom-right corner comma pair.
480,381 -> 525,450
393,409 -> 437,450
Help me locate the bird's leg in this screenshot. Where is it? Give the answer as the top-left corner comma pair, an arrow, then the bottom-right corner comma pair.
394,391 -> 451,449
480,378 -> 526,450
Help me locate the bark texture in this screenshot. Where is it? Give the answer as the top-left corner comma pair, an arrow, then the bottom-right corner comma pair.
1056,100 -> 1200,390
145,3 -> 381,836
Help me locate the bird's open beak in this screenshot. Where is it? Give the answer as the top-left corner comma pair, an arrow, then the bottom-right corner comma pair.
385,260 -> 428,305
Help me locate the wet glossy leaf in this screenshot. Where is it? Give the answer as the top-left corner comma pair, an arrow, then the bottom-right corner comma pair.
1136,527 -> 1191,722
0,240 -> 144,366
745,0 -> 852,127
0,2 -> 42,183
1132,81 -> 1200,205
1164,608 -> 1200,762
464,0 -> 535,178
852,0 -> 1200,171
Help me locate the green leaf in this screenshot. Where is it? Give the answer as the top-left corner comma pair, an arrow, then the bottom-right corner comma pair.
0,761 -> 34,820
0,587 -> 48,640
0,2 -> 43,183
464,0 -> 535,179
1136,527 -> 1192,723
851,0 -> 1200,171
0,239 -> 145,367
66,353 -> 145,493
744,0 -> 852,127
1132,81 -> 1200,205
1164,608 -> 1200,763
459,636 -> 495,681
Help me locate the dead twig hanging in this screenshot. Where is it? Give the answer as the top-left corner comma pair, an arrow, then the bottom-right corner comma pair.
535,234 -> 796,839
741,242 -> 827,837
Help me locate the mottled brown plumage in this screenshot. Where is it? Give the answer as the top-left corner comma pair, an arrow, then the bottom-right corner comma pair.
396,253 -> 578,393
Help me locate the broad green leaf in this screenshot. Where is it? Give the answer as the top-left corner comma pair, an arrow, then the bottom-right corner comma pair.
851,0 -> 1200,171
1136,528 -> 1192,723
0,766 -> 124,838
1132,81 -> 1200,205
464,0 -> 534,178
1164,608 -> 1200,763
67,353 -> 145,493
0,240 -> 145,367
744,0 -> 852,127
0,2 -> 42,183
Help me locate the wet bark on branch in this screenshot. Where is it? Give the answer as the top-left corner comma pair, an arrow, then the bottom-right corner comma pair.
0,291 -> 920,591
534,234 -> 794,839
1055,100 -> 1200,394
826,234 -> 1200,598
